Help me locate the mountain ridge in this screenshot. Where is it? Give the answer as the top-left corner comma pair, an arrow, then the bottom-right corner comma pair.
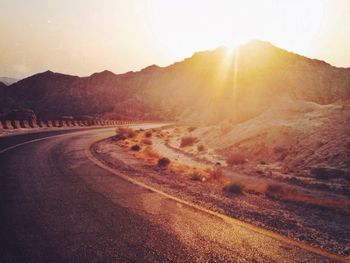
0,77 -> 19,86
1,40 -> 349,122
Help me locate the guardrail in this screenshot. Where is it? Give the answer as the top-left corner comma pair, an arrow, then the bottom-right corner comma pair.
0,119 -> 141,131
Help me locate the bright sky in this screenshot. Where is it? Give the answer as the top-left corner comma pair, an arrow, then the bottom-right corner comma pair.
1,0 -> 350,79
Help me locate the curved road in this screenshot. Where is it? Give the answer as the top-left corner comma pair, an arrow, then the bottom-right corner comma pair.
0,126 -> 343,262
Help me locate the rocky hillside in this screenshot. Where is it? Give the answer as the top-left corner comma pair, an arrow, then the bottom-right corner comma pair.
0,82 -> 6,107
1,40 -> 350,121
196,98 -> 349,173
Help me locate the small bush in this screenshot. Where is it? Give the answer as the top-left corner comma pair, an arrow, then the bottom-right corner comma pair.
311,167 -> 344,180
116,127 -> 128,134
127,130 -> 137,138
116,127 -> 137,138
208,166 -> 223,180
180,136 -> 199,147
157,157 -> 170,167
130,144 -> 141,151
265,183 -> 284,198
144,131 -> 152,138
313,171 -> 330,180
143,147 -> 159,159
190,173 -> 203,181
226,153 -> 246,166
113,133 -> 126,141
197,144 -> 206,152
188,126 -> 197,132
141,139 -> 153,145
223,182 -> 244,194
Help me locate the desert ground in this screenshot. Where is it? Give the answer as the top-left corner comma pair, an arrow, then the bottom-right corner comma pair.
92,100 -> 350,257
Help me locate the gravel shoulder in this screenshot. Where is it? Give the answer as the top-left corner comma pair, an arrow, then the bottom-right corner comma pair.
92,129 -> 350,258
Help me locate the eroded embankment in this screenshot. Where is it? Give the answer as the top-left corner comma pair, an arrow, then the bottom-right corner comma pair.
91,126 -> 350,257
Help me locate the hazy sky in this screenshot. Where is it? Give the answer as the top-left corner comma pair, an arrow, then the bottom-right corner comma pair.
1,0 -> 350,79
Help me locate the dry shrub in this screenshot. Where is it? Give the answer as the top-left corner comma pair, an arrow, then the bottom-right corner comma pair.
116,127 -> 137,138
141,139 -> 153,145
311,167 -> 344,180
226,153 -> 246,166
265,183 -> 285,199
180,136 -> 199,147
197,144 -> 206,152
130,144 -> 141,151
190,172 -> 204,181
127,130 -> 137,138
208,166 -> 223,180
143,147 -> 159,159
158,157 -> 170,167
188,126 -> 197,132
264,182 -> 349,213
144,130 -> 152,138
223,181 -> 245,194
113,133 -> 126,141
116,127 -> 129,134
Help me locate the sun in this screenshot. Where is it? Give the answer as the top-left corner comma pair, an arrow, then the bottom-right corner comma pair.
145,0 -> 327,62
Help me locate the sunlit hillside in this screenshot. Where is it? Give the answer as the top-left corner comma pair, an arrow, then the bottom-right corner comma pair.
1,40 -> 350,124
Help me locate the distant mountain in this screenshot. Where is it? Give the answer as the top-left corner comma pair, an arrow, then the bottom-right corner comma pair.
1,40 -> 350,121
0,82 -> 7,107
0,77 -> 18,86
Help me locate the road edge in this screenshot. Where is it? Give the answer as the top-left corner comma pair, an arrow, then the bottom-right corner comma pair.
86,139 -> 347,263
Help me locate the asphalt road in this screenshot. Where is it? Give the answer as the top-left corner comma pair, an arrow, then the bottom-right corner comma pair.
0,126 -> 342,262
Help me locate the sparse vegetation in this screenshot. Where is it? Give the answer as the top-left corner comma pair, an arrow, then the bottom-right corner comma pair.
208,166 -> 223,180
130,144 -> 141,151
144,130 -> 152,138
265,183 -> 285,199
141,139 -> 153,145
197,144 -> 206,152
311,167 -> 344,180
263,182 -> 349,213
180,136 -> 199,147
157,157 -> 170,167
223,181 -> 244,194
113,133 -> 126,141
313,170 -> 330,180
226,153 -> 246,166
143,147 -> 159,159
190,172 -> 203,181
116,127 -> 128,134
116,127 -> 137,138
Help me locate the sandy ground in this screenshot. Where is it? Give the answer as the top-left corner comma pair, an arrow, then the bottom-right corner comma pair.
93,126 -> 350,257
